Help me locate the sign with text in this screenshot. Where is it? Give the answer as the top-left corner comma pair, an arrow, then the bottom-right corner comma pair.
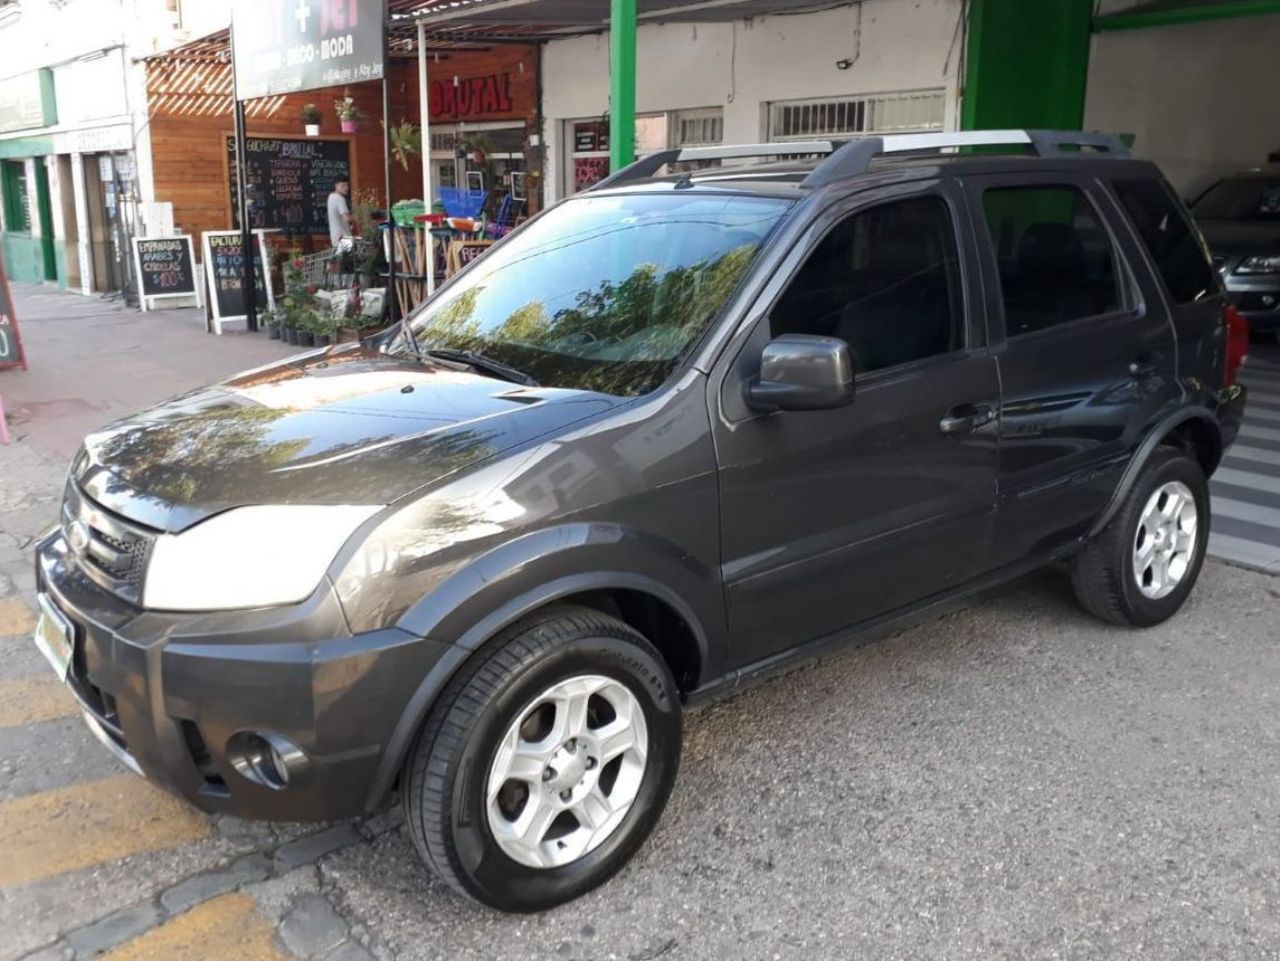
429,73 -> 515,121
202,231 -> 275,333
231,0 -> 385,100
132,236 -> 198,310
0,254 -> 27,370
225,135 -> 350,235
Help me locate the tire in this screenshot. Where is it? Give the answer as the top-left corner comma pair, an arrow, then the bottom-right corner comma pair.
1070,447 -> 1210,627
401,605 -> 682,911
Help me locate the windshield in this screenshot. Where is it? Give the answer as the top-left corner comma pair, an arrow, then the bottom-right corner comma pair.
397,192 -> 793,395
1193,177 -> 1280,221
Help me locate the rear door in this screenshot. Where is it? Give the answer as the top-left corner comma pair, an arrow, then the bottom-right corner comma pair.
709,181 -> 1001,670
1106,176 -> 1227,388
965,172 -> 1181,566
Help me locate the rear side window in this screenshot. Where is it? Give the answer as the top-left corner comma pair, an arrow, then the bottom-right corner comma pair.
981,186 -> 1121,337
1113,178 -> 1216,304
771,196 -> 964,372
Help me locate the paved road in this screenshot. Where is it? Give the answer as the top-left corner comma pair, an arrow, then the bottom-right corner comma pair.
1210,342 -> 1280,574
2,286 -> 1279,960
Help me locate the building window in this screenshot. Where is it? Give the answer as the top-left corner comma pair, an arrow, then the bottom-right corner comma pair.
767,89 -> 945,142
674,108 -> 723,148
2,161 -> 31,233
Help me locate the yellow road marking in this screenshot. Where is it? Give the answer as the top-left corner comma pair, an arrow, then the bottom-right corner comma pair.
0,773 -> 211,888
102,893 -> 292,961
0,597 -> 36,636
0,674 -> 78,727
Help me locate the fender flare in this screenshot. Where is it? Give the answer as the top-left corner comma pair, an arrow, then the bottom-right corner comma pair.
362,566 -> 715,812
1087,406 -> 1221,539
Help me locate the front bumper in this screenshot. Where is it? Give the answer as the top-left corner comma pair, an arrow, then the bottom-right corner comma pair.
34,529 -> 450,821
1223,276 -> 1280,332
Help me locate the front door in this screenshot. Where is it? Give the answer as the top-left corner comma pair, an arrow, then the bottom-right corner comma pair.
966,175 -> 1180,567
710,185 -> 1000,670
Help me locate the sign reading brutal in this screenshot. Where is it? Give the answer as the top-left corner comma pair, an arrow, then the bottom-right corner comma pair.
202,231 -> 275,333
0,255 -> 27,370
132,236 -> 199,310
226,136 -> 351,235
429,74 -> 515,121
231,0 -> 385,100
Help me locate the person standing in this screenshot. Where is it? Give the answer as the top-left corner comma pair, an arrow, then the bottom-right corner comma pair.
327,179 -> 352,250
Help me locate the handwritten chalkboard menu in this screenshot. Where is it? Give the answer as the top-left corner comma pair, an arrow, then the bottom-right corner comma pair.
226,136 -> 350,235
202,230 -> 274,333
0,254 -> 26,370
132,236 -> 198,310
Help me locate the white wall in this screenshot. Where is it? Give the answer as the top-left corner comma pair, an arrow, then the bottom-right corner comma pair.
1084,14 -> 1280,195
541,0 -> 966,201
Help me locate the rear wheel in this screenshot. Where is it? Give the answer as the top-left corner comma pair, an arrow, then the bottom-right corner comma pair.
401,606 -> 682,911
1071,447 -> 1209,627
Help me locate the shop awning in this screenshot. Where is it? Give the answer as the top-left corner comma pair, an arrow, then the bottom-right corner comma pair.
387,0 -> 855,40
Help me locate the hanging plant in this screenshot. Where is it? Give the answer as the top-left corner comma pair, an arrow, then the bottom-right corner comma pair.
300,103 -> 322,137
388,119 -> 421,171
334,95 -> 364,133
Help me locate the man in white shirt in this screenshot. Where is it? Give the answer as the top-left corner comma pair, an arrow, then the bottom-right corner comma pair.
327,179 -> 352,250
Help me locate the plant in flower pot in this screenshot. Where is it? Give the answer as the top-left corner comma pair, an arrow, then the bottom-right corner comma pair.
300,103 -> 322,137
266,306 -> 282,340
334,96 -> 363,134
388,119 -> 421,171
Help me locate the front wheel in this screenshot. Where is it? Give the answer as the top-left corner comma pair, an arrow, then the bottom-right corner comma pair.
401,606 -> 682,911
1071,447 -> 1210,627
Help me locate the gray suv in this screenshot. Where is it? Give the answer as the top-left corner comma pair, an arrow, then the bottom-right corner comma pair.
34,130 -> 1248,911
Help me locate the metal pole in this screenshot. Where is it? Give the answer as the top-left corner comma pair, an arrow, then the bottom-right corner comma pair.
230,31 -> 257,332
417,20 -> 435,296
382,17 -> 398,324
609,0 -> 637,172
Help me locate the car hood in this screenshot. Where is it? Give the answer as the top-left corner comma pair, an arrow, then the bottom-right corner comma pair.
74,346 -> 619,532
1196,219 -> 1280,257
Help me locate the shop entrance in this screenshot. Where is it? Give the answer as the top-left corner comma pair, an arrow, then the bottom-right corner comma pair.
83,152 -> 139,299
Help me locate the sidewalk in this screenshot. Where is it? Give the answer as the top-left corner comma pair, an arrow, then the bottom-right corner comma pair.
0,284 -> 292,462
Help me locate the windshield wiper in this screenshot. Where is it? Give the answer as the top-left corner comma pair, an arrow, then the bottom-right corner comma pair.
423,347 -> 540,387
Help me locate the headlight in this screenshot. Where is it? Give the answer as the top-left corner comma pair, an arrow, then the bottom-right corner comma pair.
1236,254 -> 1280,274
143,504 -> 380,611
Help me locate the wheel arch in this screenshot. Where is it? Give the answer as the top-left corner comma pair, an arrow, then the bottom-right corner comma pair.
362,540 -> 719,813
1088,406 -> 1221,540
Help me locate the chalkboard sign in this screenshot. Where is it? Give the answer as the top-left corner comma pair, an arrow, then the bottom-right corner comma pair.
202,230 -> 274,334
132,236 -> 198,311
227,136 -> 351,236
0,254 -> 26,370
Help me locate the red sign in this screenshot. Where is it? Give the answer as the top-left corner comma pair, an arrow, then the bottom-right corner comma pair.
0,254 -> 27,371
429,74 -> 515,120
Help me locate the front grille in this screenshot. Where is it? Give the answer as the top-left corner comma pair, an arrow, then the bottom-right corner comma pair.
1230,291 -> 1280,313
62,483 -> 158,604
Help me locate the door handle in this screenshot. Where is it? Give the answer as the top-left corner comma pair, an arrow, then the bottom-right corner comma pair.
1128,356 -> 1159,379
939,404 -> 995,435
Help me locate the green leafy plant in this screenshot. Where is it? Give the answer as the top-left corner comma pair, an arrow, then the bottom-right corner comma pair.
300,103 -> 322,125
389,119 -> 421,171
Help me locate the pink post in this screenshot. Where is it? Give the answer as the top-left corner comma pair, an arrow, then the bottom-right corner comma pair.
0,393 -> 10,445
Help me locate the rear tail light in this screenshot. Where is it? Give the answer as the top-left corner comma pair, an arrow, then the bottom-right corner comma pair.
1224,305 -> 1249,386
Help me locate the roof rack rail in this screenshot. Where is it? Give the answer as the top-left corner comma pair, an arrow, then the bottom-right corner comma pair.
802,129 -> 1131,189
590,141 -> 837,191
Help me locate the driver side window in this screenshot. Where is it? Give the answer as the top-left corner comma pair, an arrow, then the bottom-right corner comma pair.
770,196 -> 964,372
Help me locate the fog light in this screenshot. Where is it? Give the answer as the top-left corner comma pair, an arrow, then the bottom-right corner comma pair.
226,731 -> 308,790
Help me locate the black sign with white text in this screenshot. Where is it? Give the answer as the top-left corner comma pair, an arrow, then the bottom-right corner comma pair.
232,0 -> 385,101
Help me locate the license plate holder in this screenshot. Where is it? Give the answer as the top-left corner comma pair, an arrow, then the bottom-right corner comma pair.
33,593 -> 75,682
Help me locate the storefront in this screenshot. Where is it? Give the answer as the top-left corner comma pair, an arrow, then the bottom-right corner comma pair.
143,34 -> 541,250
0,69 -> 58,286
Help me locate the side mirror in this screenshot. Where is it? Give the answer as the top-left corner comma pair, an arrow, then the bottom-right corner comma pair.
745,334 -> 854,412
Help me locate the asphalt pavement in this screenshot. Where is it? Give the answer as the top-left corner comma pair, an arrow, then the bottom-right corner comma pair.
1,286 -> 1278,961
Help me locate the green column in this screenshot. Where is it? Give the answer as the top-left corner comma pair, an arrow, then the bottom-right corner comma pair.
961,0 -> 1093,131
609,0 -> 637,172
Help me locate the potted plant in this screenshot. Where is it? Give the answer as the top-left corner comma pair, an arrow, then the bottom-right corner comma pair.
266,307 -> 282,340
300,103 -> 322,137
334,96 -> 363,134
463,130 -> 495,167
